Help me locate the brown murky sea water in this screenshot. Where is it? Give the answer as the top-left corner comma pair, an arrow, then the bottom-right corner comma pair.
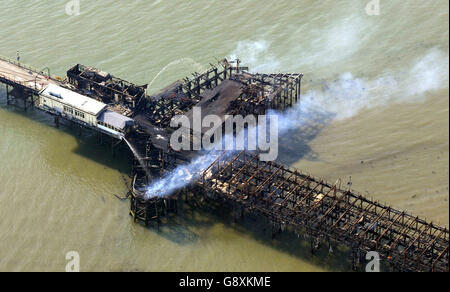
0,0 -> 448,271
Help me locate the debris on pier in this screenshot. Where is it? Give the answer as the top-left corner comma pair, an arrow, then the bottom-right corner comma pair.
67,64 -> 147,114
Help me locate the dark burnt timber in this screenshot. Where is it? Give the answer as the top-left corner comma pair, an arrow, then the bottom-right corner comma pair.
67,64 -> 147,116
1,54 -> 448,272
126,60 -> 304,183
130,175 -> 178,227
138,60 -> 302,130
130,150 -> 449,272
227,72 -> 303,115
196,151 -> 449,272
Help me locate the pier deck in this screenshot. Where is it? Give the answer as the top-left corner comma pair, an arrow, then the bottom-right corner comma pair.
0,56 -> 59,92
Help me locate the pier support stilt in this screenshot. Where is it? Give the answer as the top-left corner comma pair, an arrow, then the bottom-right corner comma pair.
233,202 -> 237,229
6,85 -> 9,105
54,116 -> 60,128
111,137 -> 115,157
351,246 -> 360,271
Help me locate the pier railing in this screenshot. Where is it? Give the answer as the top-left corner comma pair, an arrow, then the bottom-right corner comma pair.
0,54 -> 58,81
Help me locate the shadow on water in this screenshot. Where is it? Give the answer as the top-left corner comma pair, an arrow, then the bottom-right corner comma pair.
276,110 -> 335,167
0,87 -> 132,175
72,134 -> 132,175
139,196 -> 354,272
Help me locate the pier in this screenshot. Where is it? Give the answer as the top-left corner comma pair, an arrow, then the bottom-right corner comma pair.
1,54 -> 448,272
0,56 -> 60,110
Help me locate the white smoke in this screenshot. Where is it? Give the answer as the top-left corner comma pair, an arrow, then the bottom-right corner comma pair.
293,48 -> 449,121
230,13 -> 366,72
145,151 -> 228,198
309,14 -> 365,68
229,40 -> 281,73
406,48 -> 449,98
144,47 -> 448,199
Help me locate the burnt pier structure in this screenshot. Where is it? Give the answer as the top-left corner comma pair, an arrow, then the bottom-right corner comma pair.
1,54 -> 448,272
197,151 -> 449,272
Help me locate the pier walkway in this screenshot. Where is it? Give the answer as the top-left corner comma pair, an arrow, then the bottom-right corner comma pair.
0,56 -> 60,92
